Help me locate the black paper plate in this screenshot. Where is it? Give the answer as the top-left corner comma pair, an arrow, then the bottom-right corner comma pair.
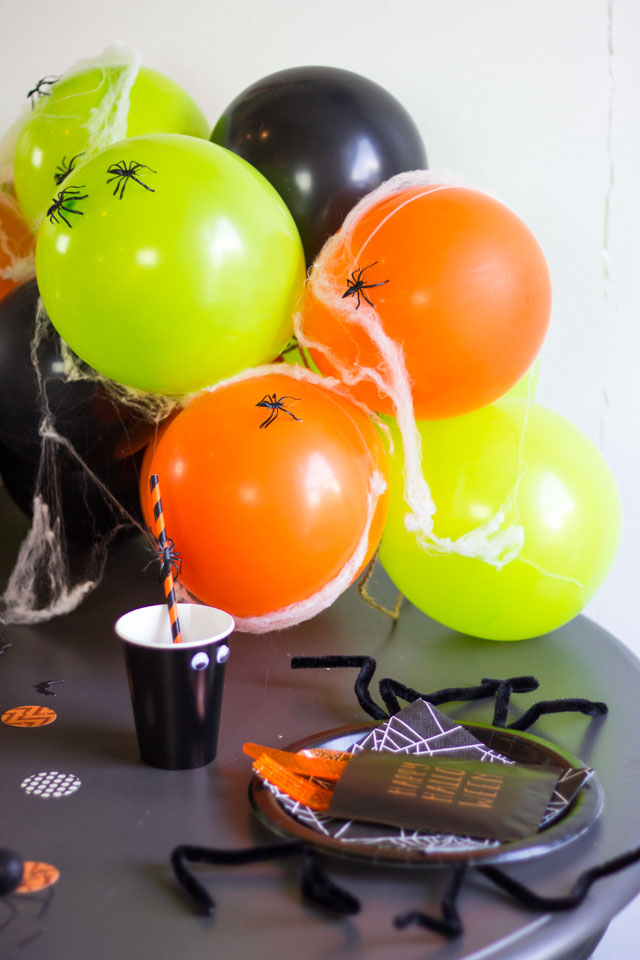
249,722 -> 604,867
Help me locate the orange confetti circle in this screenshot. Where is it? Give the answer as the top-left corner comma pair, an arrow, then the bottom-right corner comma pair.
15,861 -> 60,893
1,705 -> 57,727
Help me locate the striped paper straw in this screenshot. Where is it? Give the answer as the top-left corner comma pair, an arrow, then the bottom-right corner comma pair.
149,474 -> 183,644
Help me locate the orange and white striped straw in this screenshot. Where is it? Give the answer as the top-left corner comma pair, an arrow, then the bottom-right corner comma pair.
149,474 -> 183,644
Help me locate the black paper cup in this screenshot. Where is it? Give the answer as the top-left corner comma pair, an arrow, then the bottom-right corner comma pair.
115,603 -> 234,770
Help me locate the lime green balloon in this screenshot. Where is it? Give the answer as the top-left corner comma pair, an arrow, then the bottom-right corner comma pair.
36,134 -> 305,395
15,65 -> 210,225
379,400 -> 621,640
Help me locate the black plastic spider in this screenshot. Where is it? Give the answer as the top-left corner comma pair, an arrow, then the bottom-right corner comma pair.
53,153 -> 85,186
46,186 -> 88,228
146,531 -> 182,581
106,160 -> 156,199
255,394 -> 302,429
0,849 -> 54,948
33,680 -> 64,697
26,76 -> 60,109
342,262 -> 389,309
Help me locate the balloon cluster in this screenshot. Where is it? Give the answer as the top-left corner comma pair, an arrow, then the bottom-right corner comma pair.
0,49 -> 620,640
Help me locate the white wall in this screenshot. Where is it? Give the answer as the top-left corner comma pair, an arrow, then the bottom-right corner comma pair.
0,3 -> 637,953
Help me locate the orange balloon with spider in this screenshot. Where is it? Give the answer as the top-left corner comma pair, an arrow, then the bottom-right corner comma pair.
140,371 -> 389,627
301,183 -> 551,419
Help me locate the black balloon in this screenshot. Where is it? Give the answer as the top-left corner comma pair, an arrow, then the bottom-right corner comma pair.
0,279 -> 147,541
211,66 -> 427,265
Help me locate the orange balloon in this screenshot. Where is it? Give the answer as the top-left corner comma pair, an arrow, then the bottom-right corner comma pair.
141,372 -> 388,620
0,191 -> 35,302
302,185 -> 551,419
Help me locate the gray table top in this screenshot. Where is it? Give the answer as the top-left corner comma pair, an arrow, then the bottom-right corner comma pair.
1,495 -> 639,960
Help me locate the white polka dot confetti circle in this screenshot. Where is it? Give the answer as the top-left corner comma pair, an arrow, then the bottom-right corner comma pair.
21,771 -> 82,798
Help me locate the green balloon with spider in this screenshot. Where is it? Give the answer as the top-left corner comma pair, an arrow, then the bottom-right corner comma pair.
14,57 -> 210,227
35,134 -> 305,396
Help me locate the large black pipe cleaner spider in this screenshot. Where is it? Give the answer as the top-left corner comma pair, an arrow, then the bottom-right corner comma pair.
171,654 -> 640,938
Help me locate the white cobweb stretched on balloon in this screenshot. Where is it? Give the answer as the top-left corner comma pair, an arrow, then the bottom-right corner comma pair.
295,169 -> 530,570
0,46 -> 181,626
0,90 -> 539,630
0,299 -> 178,625
0,42 -> 139,287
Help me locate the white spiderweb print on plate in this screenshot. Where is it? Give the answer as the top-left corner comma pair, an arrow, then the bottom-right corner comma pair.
263,699 -> 593,856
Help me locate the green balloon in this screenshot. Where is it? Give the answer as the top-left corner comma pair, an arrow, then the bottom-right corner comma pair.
36,134 -> 305,396
379,399 -> 621,641
15,65 -> 210,225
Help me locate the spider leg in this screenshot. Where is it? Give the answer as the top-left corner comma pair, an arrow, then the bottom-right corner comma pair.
28,885 -> 54,923
300,849 -> 360,915
129,174 -> 155,193
58,209 -> 72,229
61,204 -> 85,226
0,897 -> 17,935
260,409 -> 278,428
15,886 -> 54,949
507,696 -> 607,732
479,844 -> 640,914
360,289 -> 376,308
394,862 -> 467,938
291,655 -> 388,720
360,261 -> 379,274
171,842 -> 305,917
282,409 -> 302,422
131,162 -> 158,175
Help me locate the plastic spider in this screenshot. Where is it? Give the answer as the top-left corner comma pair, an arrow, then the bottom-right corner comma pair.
53,154 -> 85,186
46,186 -> 88,228
146,531 -> 182,581
0,850 -> 54,948
342,262 -> 389,309
106,160 -> 156,199
26,76 -> 60,109
33,680 -> 64,697
255,394 -> 302,429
